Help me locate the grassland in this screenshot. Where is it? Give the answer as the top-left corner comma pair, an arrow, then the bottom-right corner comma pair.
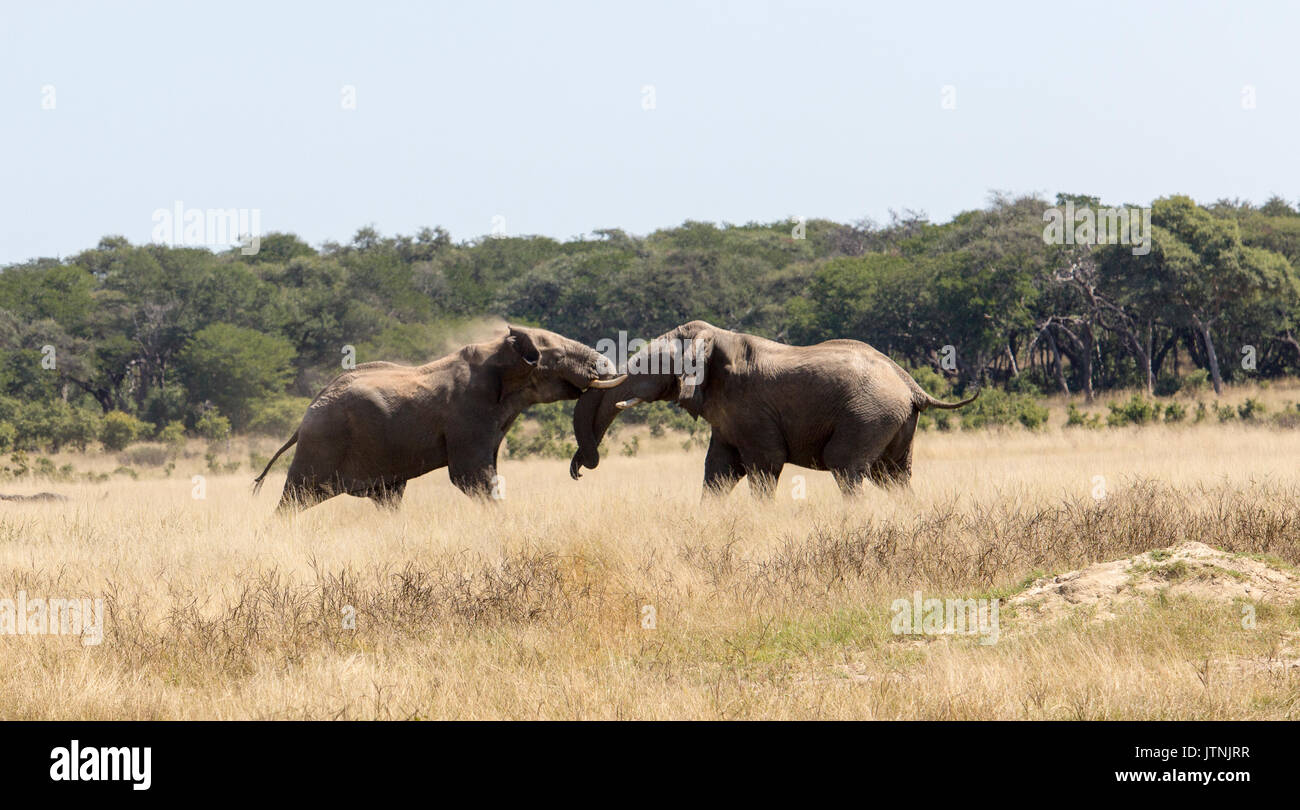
2,389 -> 1300,719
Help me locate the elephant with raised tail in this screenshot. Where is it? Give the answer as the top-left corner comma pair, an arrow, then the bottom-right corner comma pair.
571,321 -> 978,498
253,325 -> 626,511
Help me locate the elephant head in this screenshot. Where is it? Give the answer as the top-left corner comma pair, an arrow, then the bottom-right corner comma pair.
570,321 -> 715,478
502,325 -> 626,405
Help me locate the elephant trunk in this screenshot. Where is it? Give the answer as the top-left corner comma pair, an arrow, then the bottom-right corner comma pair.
571,386 -> 622,479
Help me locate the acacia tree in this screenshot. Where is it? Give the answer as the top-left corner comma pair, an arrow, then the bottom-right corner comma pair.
1150,196 -> 1295,394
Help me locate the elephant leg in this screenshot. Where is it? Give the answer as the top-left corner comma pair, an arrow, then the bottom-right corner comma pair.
276,479 -> 334,513
872,413 -> 917,489
369,480 -> 406,510
276,438 -> 343,512
448,444 -> 498,500
743,463 -> 783,500
823,416 -> 903,493
701,438 -> 744,499
832,468 -> 869,496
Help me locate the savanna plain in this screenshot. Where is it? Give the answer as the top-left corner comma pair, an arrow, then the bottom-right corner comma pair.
3,387 -> 1300,720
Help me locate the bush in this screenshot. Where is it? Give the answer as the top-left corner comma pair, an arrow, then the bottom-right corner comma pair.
1163,401 -> 1187,422
195,409 -> 232,441
141,383 -> 188,432
919,408 -> 953,431
1237,397 -> 1267,421
178,323 -> 297,430
53,406 -> 103,452
1005,371 -> 1045,396
1106,394 -> 1159,427
158,420 -> 187,454
1184,369 -> 1211,392
961,389 -> 1049,430
0,421 -> 14,452
1273,403 -> 1300,429
1153,373 -> 1182,397
506,401 -> 578,459
1065,403 -> 1102,429
246,397 -> 310,437
119,443 -> 172,467
100,410 -> 151,452
5,399 -> 102,452
907,364 -> 953,400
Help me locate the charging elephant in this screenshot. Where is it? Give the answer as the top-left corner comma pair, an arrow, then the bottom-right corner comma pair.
254,325 -> 626,511
570,321 -> 978,498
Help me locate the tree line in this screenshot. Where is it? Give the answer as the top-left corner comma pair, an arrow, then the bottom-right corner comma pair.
2,192 -> 1299,451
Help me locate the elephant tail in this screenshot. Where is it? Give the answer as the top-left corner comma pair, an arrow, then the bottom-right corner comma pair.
253,430 -> 298,495
915,388 -> 980,411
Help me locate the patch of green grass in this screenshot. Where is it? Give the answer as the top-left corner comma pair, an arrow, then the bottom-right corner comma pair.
1205,565 -> 1249,582
721,607 -> 892,664
1231,551 -> 1299,574
1130,559 -> 1190,581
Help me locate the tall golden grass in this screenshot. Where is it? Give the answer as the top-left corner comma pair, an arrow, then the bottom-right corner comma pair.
2,418 -> 1299,719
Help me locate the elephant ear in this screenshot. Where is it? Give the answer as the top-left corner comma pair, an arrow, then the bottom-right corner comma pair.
506,326 -> 540,366
677,332 -> 713,409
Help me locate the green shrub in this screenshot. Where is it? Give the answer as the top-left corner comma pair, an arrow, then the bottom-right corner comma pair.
907,364 -> 953,400
54,406 -> 103,452
158,420 -> 187,454
195,409 -> 232,441
0,421 -> 14,452
1184,369 -> 1210,392
1163,401 -> 1187,422
961,389 -> 1049,430
6,399 -> 102,452
1214,402 -> 1236,422
1065,403 -> 1102,429
141,383 -> 188,433
620,436 -> 640,457
506,401 -> 578,459
119,443 -> 171,467
1106,394 -> 1159,427
1237,397 -> 1266,421
2,451 -> 31,477
1273,403 -> 1300,429
100,410 -> 152,451
204,446 -> 242,474
1154,373 -> 1182,397
246,397 -> 311,436
1005,371 -> 1045,396
919,408 -> 953,431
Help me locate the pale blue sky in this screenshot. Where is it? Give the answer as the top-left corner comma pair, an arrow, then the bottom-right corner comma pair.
2,0 -> 1296,264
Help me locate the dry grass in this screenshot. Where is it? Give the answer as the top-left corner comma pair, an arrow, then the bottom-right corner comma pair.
2,421 -> 1300,719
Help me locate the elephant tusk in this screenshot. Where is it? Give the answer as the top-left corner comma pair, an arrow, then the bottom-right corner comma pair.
587,374 -> 628,389
615,397 -> 643,409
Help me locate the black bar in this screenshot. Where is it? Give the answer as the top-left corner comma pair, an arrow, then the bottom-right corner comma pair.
3,721 -> 1284,797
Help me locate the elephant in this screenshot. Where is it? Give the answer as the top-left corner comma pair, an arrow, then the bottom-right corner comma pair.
570,321 -> 978,498
253,325 -> 626,511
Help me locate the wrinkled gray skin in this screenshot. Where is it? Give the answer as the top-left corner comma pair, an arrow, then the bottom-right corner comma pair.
571,321 -> 979,498
254,326 -> 623,511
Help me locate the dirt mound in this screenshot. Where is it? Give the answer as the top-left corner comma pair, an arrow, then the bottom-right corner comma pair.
0,492 -> 68,502
1011,541 -> 1300,623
